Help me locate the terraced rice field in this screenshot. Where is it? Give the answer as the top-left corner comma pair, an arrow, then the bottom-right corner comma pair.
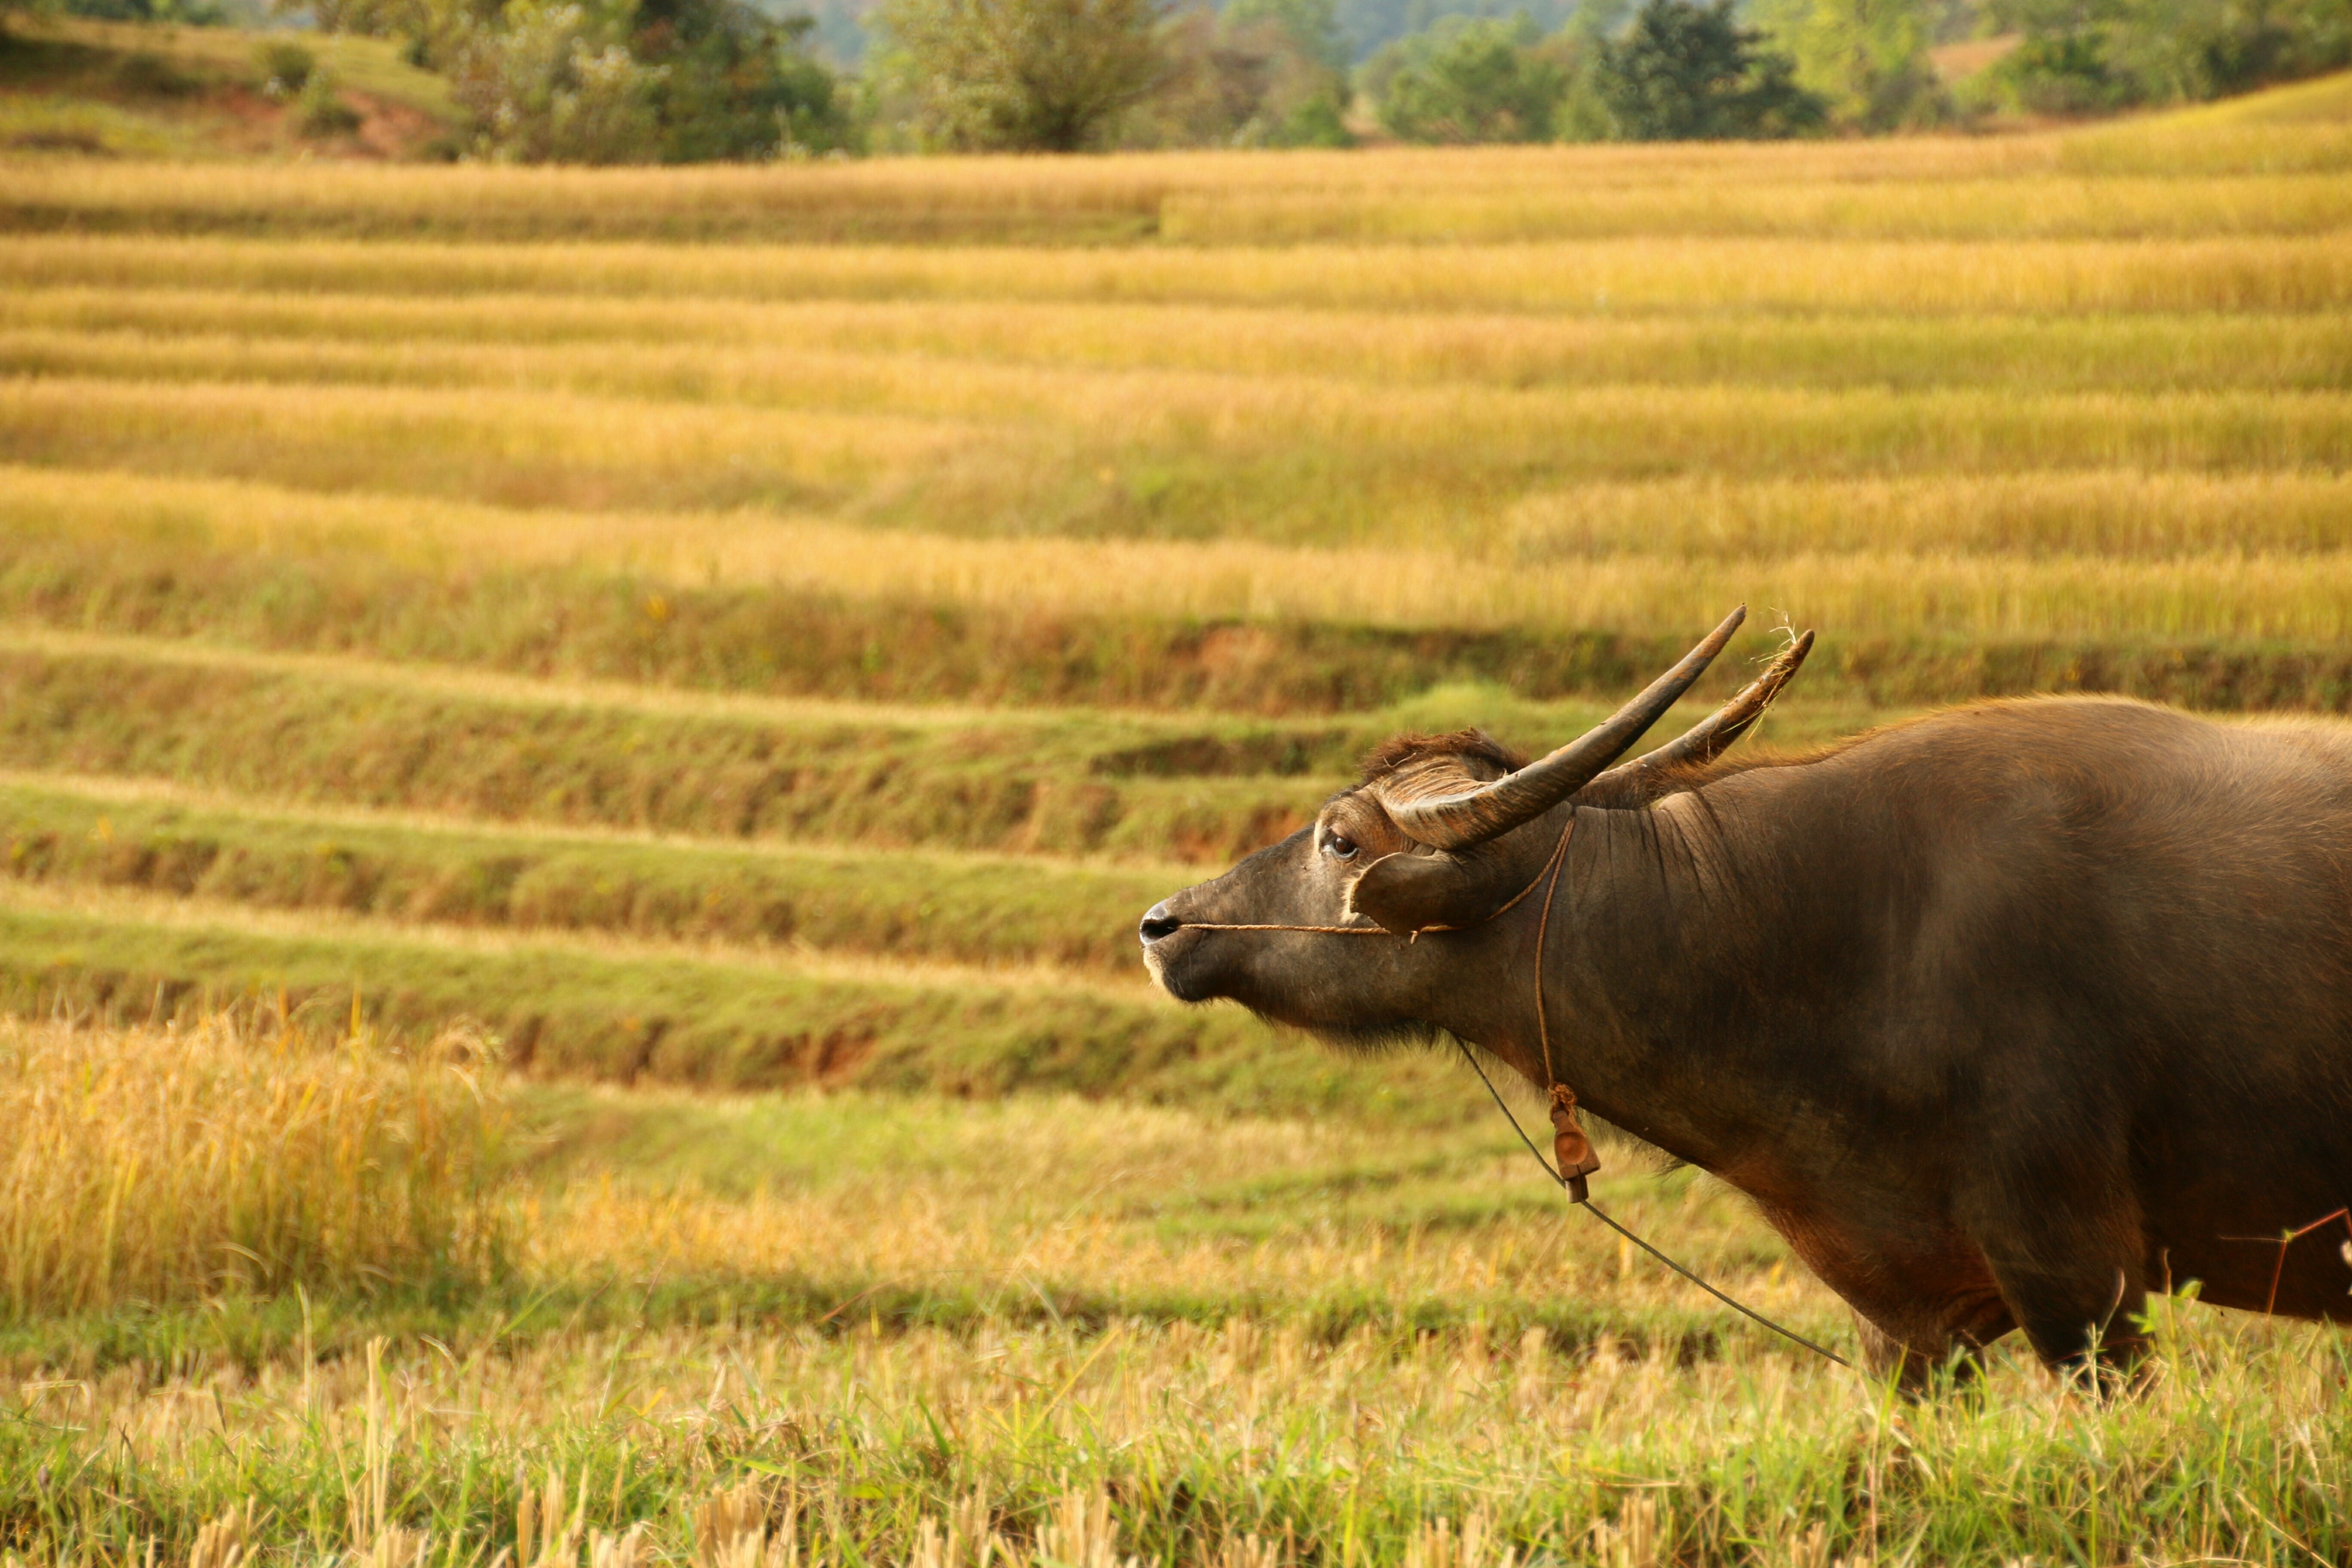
7,69 -> 2352,1566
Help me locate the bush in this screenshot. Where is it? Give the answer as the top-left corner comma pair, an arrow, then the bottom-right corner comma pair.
1751,0 -> 1951,130
642,5 -> 854,159
62,0 -> 227,21
296,67 -> 365,133
1980,0 -> 2352,113
449,0 -> 666,162
1124,5 -> 1352,146
876,0 -> 1170,150
314,0 -> 853,161
1364,13 -> 1566,143
256,37 -> 316,94
110,49 -> 203,94
1592,0 -> 1825,138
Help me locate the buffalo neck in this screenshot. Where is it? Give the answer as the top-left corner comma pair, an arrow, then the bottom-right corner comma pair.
1448,772 -> 1856,1182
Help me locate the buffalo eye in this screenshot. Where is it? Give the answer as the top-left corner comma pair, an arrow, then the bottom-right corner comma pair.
1322,831 -> 1360,861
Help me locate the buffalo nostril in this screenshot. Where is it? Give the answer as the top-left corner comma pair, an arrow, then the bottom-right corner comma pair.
1139,904 -> 1183,944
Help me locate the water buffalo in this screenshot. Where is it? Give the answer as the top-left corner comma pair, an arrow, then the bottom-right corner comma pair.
1139,607 -> 2352,1385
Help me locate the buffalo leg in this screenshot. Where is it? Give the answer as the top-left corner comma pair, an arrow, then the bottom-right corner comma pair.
1759,1203 -> 2011,1392
1983,1256 -> 2149,1381
1967,1179 -> 2150,1381
1844,1290 -> 2014,1393
1852,1314 -> 1991,1392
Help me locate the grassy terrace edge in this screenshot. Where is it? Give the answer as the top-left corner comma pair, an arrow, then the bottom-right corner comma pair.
0,895 -> 1491,1120
0,778 -> 1177,973
12,536 -> 2352,715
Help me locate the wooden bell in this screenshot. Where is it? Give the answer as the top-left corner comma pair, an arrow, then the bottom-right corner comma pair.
1549,1083 -> 1600,1204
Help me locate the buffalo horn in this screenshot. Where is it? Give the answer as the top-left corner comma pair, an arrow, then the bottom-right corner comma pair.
1380,606 -> 1747,850
1587,629 -> 1815,793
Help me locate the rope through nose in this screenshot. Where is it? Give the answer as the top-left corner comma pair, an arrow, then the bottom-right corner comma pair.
1155,815 -> 1851,1370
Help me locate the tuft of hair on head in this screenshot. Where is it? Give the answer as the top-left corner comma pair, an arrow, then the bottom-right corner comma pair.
1359,729 -> 1528,783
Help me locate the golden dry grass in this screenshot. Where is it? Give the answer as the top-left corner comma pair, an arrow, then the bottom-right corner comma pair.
4,232 -> 2348,314
0,873 -> 1151,999
0,375 -> 963,513
21,162 -> 2352,241
0,140 -> 2078,234
1156,172 -> 2352,242
2,102 -> 2345,235
520,1089 -> 1801,1329
0,1013 -> 505,1315
10,1039 -> 2352,1566
9,368 -> 2352,560
17,327 -> 2352,462
22,1298 -> 2352,1566
10,90 -> 2352,1568
6,287 -> 2350,393
15,467 -> 2352,642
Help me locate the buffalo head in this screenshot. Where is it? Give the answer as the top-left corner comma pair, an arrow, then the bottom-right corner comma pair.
1139,607 -> 1812,1042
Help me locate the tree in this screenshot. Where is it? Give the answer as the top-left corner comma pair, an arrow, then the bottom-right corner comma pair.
1362,13 -> 1565,141
636,3 -> 852,158
316,0 -> 851,162
448,0 -> 666,162
1224,0 -> 1348,70
1751,0 -> 1948,129
1593,0 -> 1824,137
1123,5 -> 1352,146
877,0 -> 1171,150
1979,0 -> 2352,111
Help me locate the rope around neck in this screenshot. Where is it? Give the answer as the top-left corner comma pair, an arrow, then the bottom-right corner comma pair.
1169,815 -> 1851,1369
1451,1038 -> 1851,1368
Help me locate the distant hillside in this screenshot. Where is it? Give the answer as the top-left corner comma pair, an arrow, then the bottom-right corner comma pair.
0,14 -> 458,158
787,0 -> 1984,72
776,0 -> 1582,67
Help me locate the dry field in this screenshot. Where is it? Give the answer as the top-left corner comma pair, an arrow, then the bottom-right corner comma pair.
4,71 -> 2352,1565
9,1014 -> 2352,1568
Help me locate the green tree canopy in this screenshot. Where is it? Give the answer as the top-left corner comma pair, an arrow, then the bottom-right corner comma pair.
877,0 -> 1172,149
1125,4 -> 1352,146
1223,0 -> 1348,69
1594,0 -> 1824,137
1982,0 -> 2352,111
1751,0 -> 1948,129
307,0 -> 851,162
1363,13 -> 1566,141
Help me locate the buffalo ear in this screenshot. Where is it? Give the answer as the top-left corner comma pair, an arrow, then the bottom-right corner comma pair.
1347,850 -> 1515,936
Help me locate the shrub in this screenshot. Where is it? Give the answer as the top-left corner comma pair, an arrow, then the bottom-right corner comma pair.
449,0 -> 666,162
1751,0 -> 1951,130
302,0 -> 852,161
641,6 -> 854,160
1364,14 -> 1567,144
256,37 -> 316,94
62,0 -> 227,21
110,49 -> 203,94
296,68 -> 365,133
1979,0 -> 2352,113
1125,6 -> 1352,147
876,0 -> 1171,150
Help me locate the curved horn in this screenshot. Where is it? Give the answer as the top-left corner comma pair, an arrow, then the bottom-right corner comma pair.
1379,606 -> 1747,850
1588,629 -> 1814,795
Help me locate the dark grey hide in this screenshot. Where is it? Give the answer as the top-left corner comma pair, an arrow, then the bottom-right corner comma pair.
1141,633 -> 2352,1386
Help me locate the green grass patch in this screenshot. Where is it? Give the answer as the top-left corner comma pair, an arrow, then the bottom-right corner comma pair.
11,525 -> 2352,715
0,92 -> 184,158
0,16 -> 458,161
3,1283 -> 2346,1568
0,640 -> 1353,863
0,777 -> 1178,974
0,894 -> 1483,1120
